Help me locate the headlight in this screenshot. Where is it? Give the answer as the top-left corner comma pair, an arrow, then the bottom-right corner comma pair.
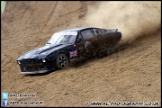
17,61 -> 21,64
42,59 -> 46,62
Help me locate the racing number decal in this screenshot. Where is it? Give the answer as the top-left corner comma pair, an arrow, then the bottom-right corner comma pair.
70,50 -> 78,58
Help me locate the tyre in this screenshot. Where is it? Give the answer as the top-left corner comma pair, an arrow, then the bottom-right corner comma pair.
56,53 -> 69,69
96,46 -> 107,58
107,46 -> 117,55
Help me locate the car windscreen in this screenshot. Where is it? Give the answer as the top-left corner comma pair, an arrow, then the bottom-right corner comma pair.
45,32 -> 77,45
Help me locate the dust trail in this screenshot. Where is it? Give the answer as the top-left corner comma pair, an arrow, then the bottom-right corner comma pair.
82,1 -> 161,44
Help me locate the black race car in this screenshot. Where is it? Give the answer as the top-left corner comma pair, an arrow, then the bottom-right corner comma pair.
17,27 -> 122,74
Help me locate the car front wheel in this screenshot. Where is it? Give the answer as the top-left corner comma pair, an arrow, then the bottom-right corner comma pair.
56,53 -> 69,69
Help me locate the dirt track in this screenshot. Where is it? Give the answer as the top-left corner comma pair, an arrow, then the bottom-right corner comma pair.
1,1 -> 161,107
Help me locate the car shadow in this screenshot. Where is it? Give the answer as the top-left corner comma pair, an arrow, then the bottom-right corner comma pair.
24,70 -> 55,76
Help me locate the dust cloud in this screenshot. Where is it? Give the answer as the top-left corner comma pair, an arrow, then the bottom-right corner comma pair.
83,1 -> 161,44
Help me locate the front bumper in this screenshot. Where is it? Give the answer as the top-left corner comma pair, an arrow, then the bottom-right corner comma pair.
20,70 -> 49,74
18,59 -> 55,74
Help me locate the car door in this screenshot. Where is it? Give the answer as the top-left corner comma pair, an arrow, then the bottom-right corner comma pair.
79,29 -> 97,58
80,29 -> 95,41
74,33 -> 85,57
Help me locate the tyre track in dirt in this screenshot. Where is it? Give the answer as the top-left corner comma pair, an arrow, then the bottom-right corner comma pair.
42,1 -> 58,30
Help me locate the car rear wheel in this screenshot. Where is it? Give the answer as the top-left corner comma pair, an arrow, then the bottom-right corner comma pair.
56,54 -> 69,69
96,46 -> 107,58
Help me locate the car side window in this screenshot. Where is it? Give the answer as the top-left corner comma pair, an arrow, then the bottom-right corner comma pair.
92,29 -> 100,36
81,29 -> 94,40
99,29 -> 107,34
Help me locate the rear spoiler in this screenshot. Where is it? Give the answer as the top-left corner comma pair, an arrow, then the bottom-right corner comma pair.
106,29 -> 118,33
112,29 -> 118,32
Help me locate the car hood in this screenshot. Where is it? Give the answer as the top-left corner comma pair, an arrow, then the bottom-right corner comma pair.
17,44 -> 70,60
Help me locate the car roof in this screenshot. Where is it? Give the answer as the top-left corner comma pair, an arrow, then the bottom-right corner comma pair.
56,27 -> 99,33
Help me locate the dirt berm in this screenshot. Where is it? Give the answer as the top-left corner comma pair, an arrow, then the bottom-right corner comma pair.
1,1 -> 161,107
